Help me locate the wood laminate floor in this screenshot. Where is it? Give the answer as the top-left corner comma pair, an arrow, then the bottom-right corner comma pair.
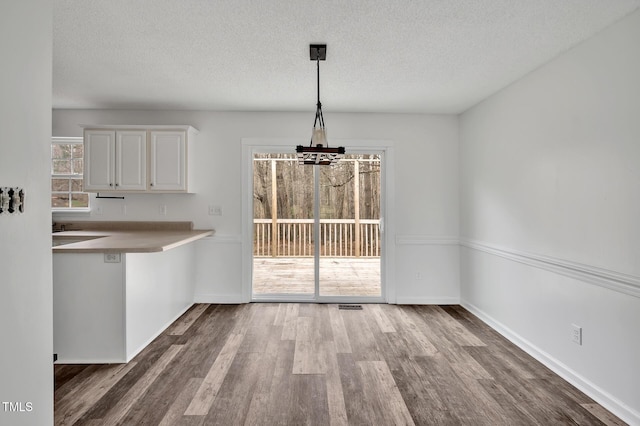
54,304 -> 626,425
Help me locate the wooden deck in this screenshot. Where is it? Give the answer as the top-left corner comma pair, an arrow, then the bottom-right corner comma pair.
253,257 -> 381,297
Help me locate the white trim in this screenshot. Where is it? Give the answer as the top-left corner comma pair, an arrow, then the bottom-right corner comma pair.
461,239 -> 640,298
52,208 -> 91,214
396,296 -> 460,305
54,357 -> 126,364
52,136 -> 83,143
193,293 -> 244,304
462,301 -> 640,426
241,138 -> 396,304
252,294 -> 316,303
79,124 -> 199,134
396,235 -> 459,245
252,294 -> 386,304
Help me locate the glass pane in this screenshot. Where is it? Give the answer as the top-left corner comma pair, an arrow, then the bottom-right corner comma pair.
253,154 -> 273,221
72,144 -> 83,158
52,144 -> 71,160
359,155 -> 381,258
51,141 -> 87,210
51,144 -> 64,160
277,155 -> 314,221
71,193 -> 89,208
71,179 -> 83,192
52,178 -> 69,192
53,159 -> 71,174
72,158 -> 83,174
319,155 -> 381,297
359,155 -> 381,220
51,194 -> 69,208
252,153 -> 314,296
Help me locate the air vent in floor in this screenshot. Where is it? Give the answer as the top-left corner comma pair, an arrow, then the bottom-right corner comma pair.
338,304 -> 363,310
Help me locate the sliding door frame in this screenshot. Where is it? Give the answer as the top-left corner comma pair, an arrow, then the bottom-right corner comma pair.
241,138 -> 396,304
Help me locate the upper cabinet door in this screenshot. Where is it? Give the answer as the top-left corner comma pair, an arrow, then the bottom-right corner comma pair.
83,125 -> 196,193
84,130 -> 116,191
149,131 -> 186,191
115,131 -> 147,190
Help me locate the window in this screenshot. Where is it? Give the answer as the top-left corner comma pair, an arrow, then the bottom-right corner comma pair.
51,137 -> 89,209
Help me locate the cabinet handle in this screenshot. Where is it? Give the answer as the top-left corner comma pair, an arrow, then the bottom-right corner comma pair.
109,183 -> 113,187
150,183 -> 154,187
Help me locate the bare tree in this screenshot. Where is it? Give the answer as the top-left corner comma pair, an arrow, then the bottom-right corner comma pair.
252,154 -> 380,220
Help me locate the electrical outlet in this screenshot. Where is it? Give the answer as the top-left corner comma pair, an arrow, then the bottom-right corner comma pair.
208,205 -> 223,216
160,205 -> 167,215
571,324 -> 582,345
104,253 -> 121,263
122,204 -> 127,215
415,272 -> 423,280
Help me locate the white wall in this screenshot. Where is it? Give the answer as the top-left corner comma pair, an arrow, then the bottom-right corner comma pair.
48,7 -> 640,422
0,1 -> 53,425
460,9 -> 640,424
126,245 -> 196,360
53,111 -> 460,303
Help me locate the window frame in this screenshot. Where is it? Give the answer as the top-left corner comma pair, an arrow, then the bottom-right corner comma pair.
51,136 -> 90,212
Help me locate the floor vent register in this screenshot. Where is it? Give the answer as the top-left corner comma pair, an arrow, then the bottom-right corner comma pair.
338,304 -> 363,310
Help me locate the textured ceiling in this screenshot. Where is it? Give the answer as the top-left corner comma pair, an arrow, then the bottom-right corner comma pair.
53,0 -> 640,113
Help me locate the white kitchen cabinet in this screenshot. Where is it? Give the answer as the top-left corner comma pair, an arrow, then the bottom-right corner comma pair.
83,130 -> 115,190
83,129 -> 147,191
82,125 -> 198,193
149,130 -> 186,191
116,131 -> 147,190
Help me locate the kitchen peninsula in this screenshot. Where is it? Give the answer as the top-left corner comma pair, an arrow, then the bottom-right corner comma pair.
52,221 -> 213,363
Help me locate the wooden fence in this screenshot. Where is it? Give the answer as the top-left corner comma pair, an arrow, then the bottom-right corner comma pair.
254,219 -> 380,257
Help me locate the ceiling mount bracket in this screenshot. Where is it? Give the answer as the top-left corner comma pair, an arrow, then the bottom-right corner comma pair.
310,44 -> 327,61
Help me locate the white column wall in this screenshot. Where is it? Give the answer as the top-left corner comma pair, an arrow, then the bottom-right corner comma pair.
125,244 -> 195,360
460,9 -> 640,423
0,1 -> 53,424
53,253 -> 126,363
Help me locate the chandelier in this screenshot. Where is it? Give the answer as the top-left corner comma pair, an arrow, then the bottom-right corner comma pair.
296,44 -> 345,165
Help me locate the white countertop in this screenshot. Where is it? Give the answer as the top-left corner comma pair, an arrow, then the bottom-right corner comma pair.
52,229 -> 213,253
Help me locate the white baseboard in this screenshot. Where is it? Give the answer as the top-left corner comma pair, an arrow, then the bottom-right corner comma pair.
395,296 -> 459,305
461,300 -> 640,426
194,293 -> 244,304
55,357 -> 126,364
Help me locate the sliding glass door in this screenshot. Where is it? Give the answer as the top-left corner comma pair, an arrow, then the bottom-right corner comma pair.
318,155 -> 381,297
252,153 -> 382,301
252,154 -> 315,297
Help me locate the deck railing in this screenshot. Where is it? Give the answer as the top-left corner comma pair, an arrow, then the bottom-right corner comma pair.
254,219 -> 380,257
